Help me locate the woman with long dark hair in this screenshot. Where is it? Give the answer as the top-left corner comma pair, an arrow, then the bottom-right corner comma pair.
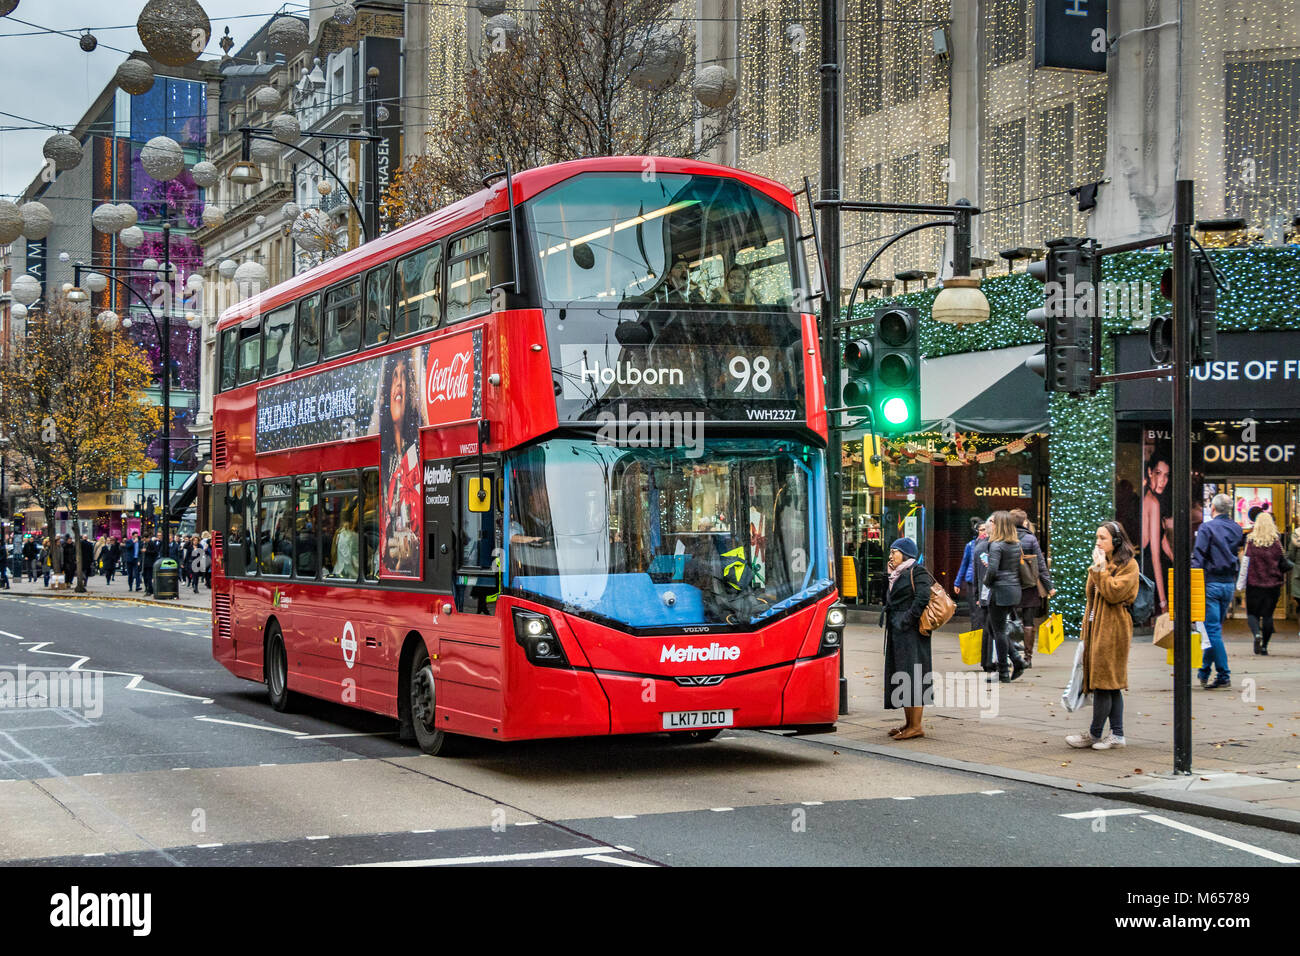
1142,452 -> 1173,614
379,352 -> 423,576
1067,520 -> 1140,750
985,511 -> 1026,682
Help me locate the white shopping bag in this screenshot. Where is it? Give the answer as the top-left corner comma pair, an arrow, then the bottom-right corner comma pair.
1196,621 -> 1211,650
1061,642 -> 1090,713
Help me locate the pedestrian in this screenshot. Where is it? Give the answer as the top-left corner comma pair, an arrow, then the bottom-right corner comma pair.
124,532 -> 142,591
201,530 -> 213,588
0,534 -> 9,589
1067,520 -> 1140,750
192,535 -> 211,593
104,536 -> 121,585
78,535 -> 93,591
882,537 -> 934,741
1288,525 -> 1300,631
142,534 -> 160,595
971,516 -> 995,673
985,510 -> 1027,682
954,517 -> 981,615
22,535 -> 36,582
92,534 -> 107,577
1010,508 -> 1055,667
1191,493 -> 1245,690
181,536 -> 195,589
41,537 -> 52,587
62,535 -> 76,587
1243,511 -> 1287,656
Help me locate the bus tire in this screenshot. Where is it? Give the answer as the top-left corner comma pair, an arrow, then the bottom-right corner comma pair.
265,622 -> 296,713
668,729 -> 722,743
409,643 -> 459,756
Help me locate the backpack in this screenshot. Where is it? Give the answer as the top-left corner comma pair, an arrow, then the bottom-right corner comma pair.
910,566 -> 957,635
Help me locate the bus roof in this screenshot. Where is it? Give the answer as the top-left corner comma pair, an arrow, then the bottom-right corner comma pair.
215,156 -> 797,334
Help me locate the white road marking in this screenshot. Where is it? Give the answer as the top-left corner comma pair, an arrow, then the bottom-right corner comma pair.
349,845 -> 624,867
193,716 -> 306,736
892,796 -> 915,801
296,732 -> 392,740
801,801 -> 824,806
584,854 -> 655,867
1139,814 -> 1300,864
306,835 -> 330,841
172,767 -> 190,771
513,821 -> 538,826
82,772 -> 102,777
410,829 -> 436,834
0,629 -> 212,702
709,807 -> 734,812
196,843 -> 223,849
259,763 -> 278,767
612,814 -> 637,819
615,845 -> 636,852
981,790 -> 1006,796
83,853 -> 106,857
1058,808 -> 1147,820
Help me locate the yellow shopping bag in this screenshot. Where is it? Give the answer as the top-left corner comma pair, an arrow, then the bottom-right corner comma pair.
1166,640 -> 1203,669
958,629 -> 983,666
1037,613 -> 1065,655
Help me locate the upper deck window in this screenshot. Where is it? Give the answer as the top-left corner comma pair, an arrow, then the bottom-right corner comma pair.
324,280 -> 362,358
297,293 -> 321,367
447,230 -> 490,322
236,321 -> 262,385
262,305 -> 296,378
527,173 -> 800,310
395,244 -> 442,337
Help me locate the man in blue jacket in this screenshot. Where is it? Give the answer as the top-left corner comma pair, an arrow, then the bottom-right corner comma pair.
124,532 -> 142,592
1191,493 -> 1245,689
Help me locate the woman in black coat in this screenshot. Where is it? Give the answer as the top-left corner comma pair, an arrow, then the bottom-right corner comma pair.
882,537 -> 935,740
1011,509 -> 1055,666
986,511 -> 1027,682
104,537 -> 121,585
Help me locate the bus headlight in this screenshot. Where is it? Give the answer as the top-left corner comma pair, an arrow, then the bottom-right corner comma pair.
513,610 -> 569,667
821,603 -> 847,654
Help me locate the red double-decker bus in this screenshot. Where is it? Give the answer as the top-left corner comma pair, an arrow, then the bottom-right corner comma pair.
211,156 -> 843,754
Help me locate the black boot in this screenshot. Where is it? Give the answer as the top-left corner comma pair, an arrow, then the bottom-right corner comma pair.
999,667 -> 1011,683
1009,643 -> 1026,681
1261,633 -> 1271,655
1253,635 -> 1262,655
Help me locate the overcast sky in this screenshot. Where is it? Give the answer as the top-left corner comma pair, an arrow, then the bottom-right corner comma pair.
1,0 -> 299,198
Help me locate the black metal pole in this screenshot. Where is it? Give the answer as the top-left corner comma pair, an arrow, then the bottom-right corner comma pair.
1171,180 -> 1193,773
365,67 -> 380,240
819,0 -> 846,715
161,222 -> 171,581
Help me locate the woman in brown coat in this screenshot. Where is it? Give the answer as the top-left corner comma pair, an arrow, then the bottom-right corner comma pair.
1067,520 -> 1139,751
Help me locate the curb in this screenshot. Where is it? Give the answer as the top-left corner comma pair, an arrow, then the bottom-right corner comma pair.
768,729 -> 1300,836
0,590 -> 210,615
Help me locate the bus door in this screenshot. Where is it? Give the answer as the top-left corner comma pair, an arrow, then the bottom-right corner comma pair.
423,458 -> 456,592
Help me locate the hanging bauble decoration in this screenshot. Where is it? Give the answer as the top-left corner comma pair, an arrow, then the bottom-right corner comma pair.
119,225 -> 145,249
250,137 -> 280,165
59,251 -> 70,262
141,258 -> 160,273
333,3 -> 357,25
42,133 -> 84,172
282,202 -> 300,221
291,210 -> 332,253
136,0 -> 210,67
186,273 -> 204,292
116,203 -> 138,228
11,275 -> 41,306
186,312 -> 202,329
318,179 -> 334,196
234,261 -> 269,291
79,31 -> 98,52
271,112 -> 300,144
0,200 -> 22,245
10,303 -> 27,322
218,259 -> 239,279
375,105 -> 390,123
97,310 -> 120,329
140,135 -> 185,182
693,66 -> 738,110
483,14 -> 521,44
201,205 -> 225,229
190,160 -> 219,189
0,2 -> 20,18
115,58 -> 156,96
85,272 -> 109,293
475,0 -> 507,14
20,201 -> 53,240
253,85 -> 281,113
91,203 -> 130,234
268,15 -> 308,54
627,26 -> 686,91
122,317 -> 133,329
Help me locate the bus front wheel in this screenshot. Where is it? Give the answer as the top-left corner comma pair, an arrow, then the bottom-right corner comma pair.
265,623 -> 297,713
409,644 -> 460,756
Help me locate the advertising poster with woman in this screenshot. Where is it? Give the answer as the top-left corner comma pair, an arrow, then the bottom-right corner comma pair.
1141,435 -> 1173,615
376,350 -> 427,578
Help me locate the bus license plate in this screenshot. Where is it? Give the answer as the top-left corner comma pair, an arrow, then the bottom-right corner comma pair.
662,709 -> 733,730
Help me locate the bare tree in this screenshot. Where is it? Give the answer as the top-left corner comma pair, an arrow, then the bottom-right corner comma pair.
382,0 -> 738,227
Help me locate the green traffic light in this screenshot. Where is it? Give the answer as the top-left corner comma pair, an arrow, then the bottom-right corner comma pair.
882,396 -> 910,425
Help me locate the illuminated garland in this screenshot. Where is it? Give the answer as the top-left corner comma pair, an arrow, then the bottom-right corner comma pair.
879,430 -> 1042,466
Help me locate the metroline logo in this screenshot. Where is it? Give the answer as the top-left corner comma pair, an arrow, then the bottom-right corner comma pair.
660,643 -> 741,664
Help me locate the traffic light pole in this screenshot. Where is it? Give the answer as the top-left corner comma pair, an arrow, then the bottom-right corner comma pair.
1170,180 -> 1194,774
818,0 -> 846,714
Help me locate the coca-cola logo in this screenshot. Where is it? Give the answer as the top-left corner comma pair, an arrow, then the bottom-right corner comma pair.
426,350 -> 472,406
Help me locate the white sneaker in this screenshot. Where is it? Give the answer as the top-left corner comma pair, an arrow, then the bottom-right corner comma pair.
1066,733 -> 1099,748
1091,734 -> 1126,750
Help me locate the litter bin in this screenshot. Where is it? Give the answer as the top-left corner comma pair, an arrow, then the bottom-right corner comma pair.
154,558 -> 179,600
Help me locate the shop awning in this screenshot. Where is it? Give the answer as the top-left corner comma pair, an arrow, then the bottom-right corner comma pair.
919,344 -> 1048,433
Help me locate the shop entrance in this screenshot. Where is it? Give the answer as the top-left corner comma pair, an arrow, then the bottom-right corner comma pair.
1202,477 -> 1299,621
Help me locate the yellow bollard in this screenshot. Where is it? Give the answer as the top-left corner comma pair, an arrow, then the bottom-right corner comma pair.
840,555 -> 859,599
1167,568 -> 1206,622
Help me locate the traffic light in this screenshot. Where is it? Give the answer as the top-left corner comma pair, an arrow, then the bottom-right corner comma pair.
1193,256 -> 1217,363
842,306 -> 921,434
1027,237 -> 1096,394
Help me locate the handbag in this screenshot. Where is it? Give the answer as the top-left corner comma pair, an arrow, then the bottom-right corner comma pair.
1279,552 -> 1294,574
1018,551 -> 1040,589
958,628 -> 983,666
1129,571 -> 1155,625
1061,642 -> 1089,712
911,567 -> 957,635
1037,613 -> 1065,655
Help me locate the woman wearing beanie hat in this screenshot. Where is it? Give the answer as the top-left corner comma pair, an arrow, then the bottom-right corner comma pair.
883,536 -> 935,740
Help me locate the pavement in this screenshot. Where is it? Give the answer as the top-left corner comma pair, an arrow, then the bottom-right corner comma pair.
823,613 -> 1300,833
0,569 -> 211,611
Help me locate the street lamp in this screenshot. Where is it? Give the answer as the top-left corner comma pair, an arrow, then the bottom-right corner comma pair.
229,161 -> 263,186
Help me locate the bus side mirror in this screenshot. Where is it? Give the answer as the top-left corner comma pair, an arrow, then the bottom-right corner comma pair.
468,477 -> 491,513
487,212 -> 517,296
